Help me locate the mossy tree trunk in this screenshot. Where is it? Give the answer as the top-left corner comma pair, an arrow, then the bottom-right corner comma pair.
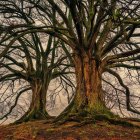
15,52 -> 54,123
16,79 -> 50,123
57,51 -> 113,121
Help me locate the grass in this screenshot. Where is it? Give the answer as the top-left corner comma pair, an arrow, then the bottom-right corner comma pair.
0,119 -> 140,140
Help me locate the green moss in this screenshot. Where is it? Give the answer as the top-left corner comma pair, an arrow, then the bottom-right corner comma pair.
46,128 -> 55,133
107,131 -> 115,136
94,114 -> 110,121
109,119 -> 135,127
15,109 -> 50,124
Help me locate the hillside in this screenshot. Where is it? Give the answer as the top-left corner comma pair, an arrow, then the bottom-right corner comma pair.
0,119 -> 140,140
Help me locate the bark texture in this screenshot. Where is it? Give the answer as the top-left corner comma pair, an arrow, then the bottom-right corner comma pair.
56,52 -> 114,122
16,79 -> 50,123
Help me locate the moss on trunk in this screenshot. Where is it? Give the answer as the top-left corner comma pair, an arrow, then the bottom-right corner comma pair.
16,106 -> 50,123
55,53 -> 116,123
15,79 -> 50,123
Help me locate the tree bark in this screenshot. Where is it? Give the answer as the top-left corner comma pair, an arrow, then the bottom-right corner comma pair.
16,79 -> 50,123
56,52 -> 114,121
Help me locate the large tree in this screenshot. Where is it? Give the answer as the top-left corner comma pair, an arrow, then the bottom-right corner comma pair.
0,0 -> 140,122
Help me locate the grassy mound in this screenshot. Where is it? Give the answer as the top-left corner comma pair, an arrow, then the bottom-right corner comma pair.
0,119 -> 140,140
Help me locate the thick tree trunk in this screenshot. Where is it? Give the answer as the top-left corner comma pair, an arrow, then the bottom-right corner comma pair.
16,79 -> 50,123
56,52 -> 114,121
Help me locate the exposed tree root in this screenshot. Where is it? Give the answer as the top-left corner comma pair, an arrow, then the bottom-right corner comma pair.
14,110 -> 51,124
53,113 -> 140,128
124,117 -> 140,122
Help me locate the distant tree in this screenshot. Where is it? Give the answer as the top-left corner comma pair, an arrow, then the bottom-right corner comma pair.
0,29 -> 74,122
0,1 -> 75,123
0,0 -> 140,122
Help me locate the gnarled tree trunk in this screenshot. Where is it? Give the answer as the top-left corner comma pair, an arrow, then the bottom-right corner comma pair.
16,79 -> 50,123
57,52 -> 114,121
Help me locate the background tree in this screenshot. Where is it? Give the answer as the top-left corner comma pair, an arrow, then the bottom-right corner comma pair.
0,29 -> 74,122
0,1 -> 75,123
0,0 -> 140,122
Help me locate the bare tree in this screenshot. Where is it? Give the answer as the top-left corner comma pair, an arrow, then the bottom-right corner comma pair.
0,30 -> 74,122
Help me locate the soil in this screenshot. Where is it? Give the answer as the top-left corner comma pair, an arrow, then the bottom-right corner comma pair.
0,120 -> 140,140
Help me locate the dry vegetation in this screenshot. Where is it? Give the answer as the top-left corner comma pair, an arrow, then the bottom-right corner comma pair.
0,120 -> 140,140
